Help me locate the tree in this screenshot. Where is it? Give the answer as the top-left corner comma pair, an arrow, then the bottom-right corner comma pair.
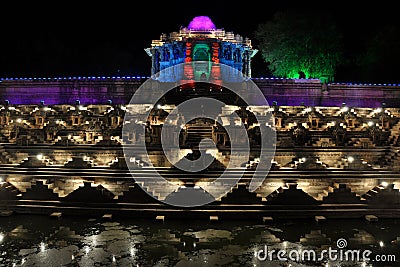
254,9 -> 343,82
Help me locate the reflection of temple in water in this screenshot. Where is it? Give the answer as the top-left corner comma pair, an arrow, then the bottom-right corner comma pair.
1,16 -> 400,219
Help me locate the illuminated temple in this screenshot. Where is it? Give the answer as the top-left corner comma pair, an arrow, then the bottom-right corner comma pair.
1,16 -> 400,219
145,15 -> 257,82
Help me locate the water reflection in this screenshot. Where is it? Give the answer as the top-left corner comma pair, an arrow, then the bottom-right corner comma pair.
0,215 -> 399,266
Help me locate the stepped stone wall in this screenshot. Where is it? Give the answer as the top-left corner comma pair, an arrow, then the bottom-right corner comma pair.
1,78 -> 400,218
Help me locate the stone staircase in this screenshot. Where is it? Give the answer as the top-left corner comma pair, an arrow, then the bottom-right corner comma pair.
314,182 -> 364,202
284,157 -> 326,169
83,156 -> 94,166
244,157 -> 260,169
0,145 -> 14,164
107,157 -> 120,167
201,181 -> 237,200
312,137 -> 335,147
27,133 -> 45,145
298,183 -> 331,200
388,121 -> 400,145
316,185 -> 335,201
332,156 -> 373,169
254,181 -> 283,199
265,186 -> 286,202
214,151 -> 230,167
185,123 -> 213,147
331,157 -> 350,169
41,155 -> 54,166
127,156 -> 147,168
243,158 -> 281,171
91,157 -> 106,167
383,148 -> 400,169
347,137 -> 375,148
17,134 -> 43,145
43,179 -> 67,198
0,182 -> 21,197
264,183 -> 319,205
135,180 -> 180,201
63,156 -> 93,168
362,185 -> 385,200
5,178 -> 32,193
321,183 -> 365,203
53,137 -> 77,146
352,124 -> 367,131
346,137 -> 360,147
18,155 -> 54,167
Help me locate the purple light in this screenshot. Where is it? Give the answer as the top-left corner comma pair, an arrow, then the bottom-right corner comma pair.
187,16 -> 216,31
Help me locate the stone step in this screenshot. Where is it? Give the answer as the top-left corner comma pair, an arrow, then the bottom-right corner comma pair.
50,212 -> 62,219
315,215 -> 327,223
365,215 -> 378,222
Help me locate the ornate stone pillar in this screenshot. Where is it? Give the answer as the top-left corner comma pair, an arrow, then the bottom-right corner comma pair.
243,50 -> 251,77
151,49 -> 157,76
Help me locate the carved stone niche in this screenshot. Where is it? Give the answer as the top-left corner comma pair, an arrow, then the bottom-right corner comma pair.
110,116 -> 123,127
345,118 -> 355,128
378,112 -> 391,130
34,115 -> 44,126
292,125 -> 308,146
308,116 -> 319,128
344,114 -> 357,128
71,115 -> 81,126
0,115 -> 9,125
306,107 -> 322,129
274,117 -> 282,128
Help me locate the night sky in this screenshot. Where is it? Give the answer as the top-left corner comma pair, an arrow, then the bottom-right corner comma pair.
0,2 -> 399,82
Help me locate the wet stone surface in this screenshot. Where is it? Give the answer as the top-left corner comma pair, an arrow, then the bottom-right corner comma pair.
0,215 -> 399,266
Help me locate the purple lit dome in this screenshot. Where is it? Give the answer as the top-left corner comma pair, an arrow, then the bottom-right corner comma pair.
187,16 -> 216,31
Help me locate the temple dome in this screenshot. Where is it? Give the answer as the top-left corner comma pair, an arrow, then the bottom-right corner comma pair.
187,16 -> 216,31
